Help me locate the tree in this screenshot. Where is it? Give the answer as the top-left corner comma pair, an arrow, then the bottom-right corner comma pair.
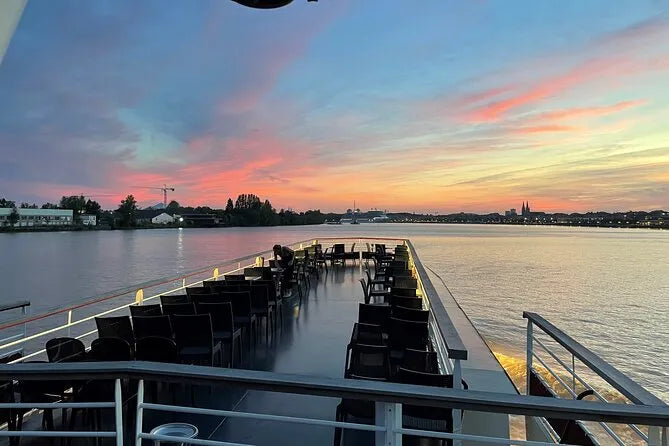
60,195 -> 87,222
0,198 -> 15,208
225,198 -> 234,213
7,207 -> 19,227
166,200 -> 180,214
41,203 -> 59,209
116,195 -> 138,227
84,199 -> 101,217
20,202 -> 38,209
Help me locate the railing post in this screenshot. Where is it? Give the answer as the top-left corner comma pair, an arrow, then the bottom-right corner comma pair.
662,427 -> 667,446
526,319 -> 533,395
21,305 -> 28,355
376,402 -> 402,446
452,359 -> 462,446
135,380 -> 145,446
114,378 -> 123,446
649,426 -> 661,446
571,354 -> 576,396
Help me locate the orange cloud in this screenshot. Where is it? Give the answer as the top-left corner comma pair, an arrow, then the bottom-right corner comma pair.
531,100 -> 647,122
512,124 -> 580,135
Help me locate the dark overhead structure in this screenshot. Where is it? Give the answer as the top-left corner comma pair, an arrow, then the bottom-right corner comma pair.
232,0 -> 316,9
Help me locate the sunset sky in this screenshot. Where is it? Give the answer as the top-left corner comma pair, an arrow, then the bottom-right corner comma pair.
1,0 -> 669,213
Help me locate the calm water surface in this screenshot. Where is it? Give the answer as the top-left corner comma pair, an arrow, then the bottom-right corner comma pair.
1,224 -> 667,399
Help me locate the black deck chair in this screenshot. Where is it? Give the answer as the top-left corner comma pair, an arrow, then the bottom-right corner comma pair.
191,293 -> 223,305
160,294 -> 190,305
392,306 -> 429,323
0,353 -> 21,446
389,317 -> 429,351
197,302 -> 243,367
358,303 -> 391,333
344,243 -> 359,264
69,338 -> 133,437
391,287 -> 417,297
135,336 -> 178,363
46,337 -> 86,363
162,302 -> 196,317
335,344 -> 391,446
253,280 -> 282,325
171,314 -> 221,366
348,323 -> 386,349
132,315 -> 173,340
224,274 -> 246,282
332,243 -> 346,265
390,295 -> 422,309
95,316 -> 135,353
185,286 -> 210,296
396,367 -> 467,446
401,348 -> 439,374
249,286 -> 275,343
209,283 -> 240,293
129,304 -> 162,317
221,291 -> 258,347
16,361 -> 67,438
393,277 -> 418,290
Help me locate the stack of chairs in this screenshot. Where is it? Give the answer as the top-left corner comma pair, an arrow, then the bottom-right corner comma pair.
337,257 -> 464,446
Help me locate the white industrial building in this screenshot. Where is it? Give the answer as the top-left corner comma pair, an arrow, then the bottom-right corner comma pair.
0,208 -> 73,227
151,212 -> 175,224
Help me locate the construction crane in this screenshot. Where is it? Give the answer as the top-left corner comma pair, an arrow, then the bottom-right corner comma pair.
132,185 -> 175,208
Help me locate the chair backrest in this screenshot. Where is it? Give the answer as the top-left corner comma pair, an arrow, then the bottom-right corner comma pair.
253,280 -> 278,301
224,274 -> 246,282
359,278 -> 370,304
95,316 -> 135,348
209,283 -> 240,293
90,337 -> 133,361
390,296 -> 422,309
351,323 -> 385,346
249,286 -> 269,309
132,315 -> 173,340
45,337 -> 85,363
171,314 -> 214,350
221,291 -> 252,317
197,302 -> 234,333
192,293 -> 223,305
346,344 -> 390,380
162,302 -> 196,317
129,304 -> 162,317
160,294 -> 190,305
333,243 -> 345,254
393,277 -> 417,289
392,287 -> 417,297
401,348 -> 439,373
135,336 -> 178,363
185,286 -> 210,296
389,317 -> 429,350
392,306 -> 429,323
397,367 -> 453,387
358,303 -> 391,332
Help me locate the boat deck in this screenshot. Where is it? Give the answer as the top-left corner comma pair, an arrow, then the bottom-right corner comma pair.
13,264 -> 370,446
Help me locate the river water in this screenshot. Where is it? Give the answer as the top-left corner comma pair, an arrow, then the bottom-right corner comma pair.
1,224 -> 667,401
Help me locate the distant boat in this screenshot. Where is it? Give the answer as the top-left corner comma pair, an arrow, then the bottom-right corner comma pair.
325,220 -> 342,225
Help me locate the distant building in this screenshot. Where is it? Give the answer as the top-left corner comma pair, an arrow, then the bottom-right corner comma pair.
505,208 -> 517,217
151,212 -> 175,224
0,208 -> 73,227
181,214 -> 218,227
80,214 -> 97,226
521,201 -> 532,218
135,209 -> 163,225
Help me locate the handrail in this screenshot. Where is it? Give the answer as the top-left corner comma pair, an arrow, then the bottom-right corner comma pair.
0,238 -> 316,332
407,241 -> 467,360
0,300 -> 30,313
1,361 -> 668,427
523,311 -> 665,407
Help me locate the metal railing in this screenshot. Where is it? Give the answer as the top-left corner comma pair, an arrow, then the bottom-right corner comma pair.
524,312 -> 667,446
1,361 -> 668,446
0,300 -> 29,358
0,238 -> 320,363
0,377 -> 123,446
